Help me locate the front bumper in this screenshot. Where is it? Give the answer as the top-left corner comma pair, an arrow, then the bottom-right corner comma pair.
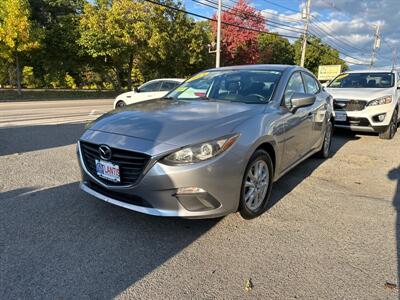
334,103 -> 394,133
77,133 -> 246,219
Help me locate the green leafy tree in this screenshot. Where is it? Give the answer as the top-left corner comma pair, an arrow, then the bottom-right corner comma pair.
294,36 -> 348,75
0,0 -> 42,93
79,0 -> 156,91
258,33 -> 295,65
28,0 -> 85,88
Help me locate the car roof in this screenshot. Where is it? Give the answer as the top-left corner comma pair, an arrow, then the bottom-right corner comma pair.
204,64 -> 301,72
344,69 -> 395,74
146,78 -> 185,83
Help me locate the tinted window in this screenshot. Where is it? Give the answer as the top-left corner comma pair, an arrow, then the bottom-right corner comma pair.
302,73 -> 319,94
139,81 -> 161,92
284,72 -> 305,106
167,70 -> 282,103
160,81 -> 180,91
328,72 -> 394,88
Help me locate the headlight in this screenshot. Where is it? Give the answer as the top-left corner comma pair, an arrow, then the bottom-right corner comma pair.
368,95 -> 392,106
161,134 -> 240,165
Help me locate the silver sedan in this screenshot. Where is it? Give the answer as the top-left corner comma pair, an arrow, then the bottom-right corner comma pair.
78,65 -> 333,219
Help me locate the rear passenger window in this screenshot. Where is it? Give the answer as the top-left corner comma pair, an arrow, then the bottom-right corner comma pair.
160,81 -> 180,91
302,73 -> 319,94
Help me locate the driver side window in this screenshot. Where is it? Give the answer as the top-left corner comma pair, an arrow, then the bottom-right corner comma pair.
284,72 -> 305,107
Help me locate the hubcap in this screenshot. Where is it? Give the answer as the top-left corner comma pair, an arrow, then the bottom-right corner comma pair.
244,160 -> 269,211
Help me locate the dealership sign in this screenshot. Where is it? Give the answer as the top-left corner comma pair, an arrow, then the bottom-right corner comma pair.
318,65 -> 342,81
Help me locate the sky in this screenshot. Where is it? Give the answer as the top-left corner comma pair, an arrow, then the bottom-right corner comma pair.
182,0 -> 400,69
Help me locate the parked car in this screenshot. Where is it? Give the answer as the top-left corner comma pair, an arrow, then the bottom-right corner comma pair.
78,65 -> 333,219
113,78 -> 185,108
326,69 -> 400,139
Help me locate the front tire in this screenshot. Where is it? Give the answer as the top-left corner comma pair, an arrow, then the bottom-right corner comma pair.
379,109 -> 398,140
115,100 -> 126,108
316,119 -> 333,158
239,150 -> 274,219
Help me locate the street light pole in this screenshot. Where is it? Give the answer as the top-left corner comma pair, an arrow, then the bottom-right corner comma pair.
300,0 -> 311,67
216,0 -> 222,68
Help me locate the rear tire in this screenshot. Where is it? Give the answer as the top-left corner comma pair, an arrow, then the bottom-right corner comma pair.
239,150 -> 274,219
115,101 -> 126,108
379,109 -> 398,140
316,119 -> 333,158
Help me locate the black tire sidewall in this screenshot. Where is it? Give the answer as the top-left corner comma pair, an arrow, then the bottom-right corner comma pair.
116,101 -> 126,108
239,150 -> 274,219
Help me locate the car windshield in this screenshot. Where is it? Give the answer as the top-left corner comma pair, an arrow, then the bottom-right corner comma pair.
328,72 -> 394,88
167,69 -> 282,103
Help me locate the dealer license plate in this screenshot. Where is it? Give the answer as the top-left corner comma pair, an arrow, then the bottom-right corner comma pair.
95,159 -> 120,182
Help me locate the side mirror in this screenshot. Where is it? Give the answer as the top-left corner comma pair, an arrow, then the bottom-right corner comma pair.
290,92 -> 316,112
133,87 -> 139,93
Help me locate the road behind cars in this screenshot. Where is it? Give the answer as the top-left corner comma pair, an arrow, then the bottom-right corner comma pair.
0,100 -> 399,299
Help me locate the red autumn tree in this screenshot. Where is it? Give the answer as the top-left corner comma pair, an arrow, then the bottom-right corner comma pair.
212,0 -> 267,65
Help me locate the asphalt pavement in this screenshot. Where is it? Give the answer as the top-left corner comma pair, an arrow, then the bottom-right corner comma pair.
0,99 -> 399,299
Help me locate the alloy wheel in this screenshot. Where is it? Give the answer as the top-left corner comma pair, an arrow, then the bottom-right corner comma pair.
244,160 -> 270,211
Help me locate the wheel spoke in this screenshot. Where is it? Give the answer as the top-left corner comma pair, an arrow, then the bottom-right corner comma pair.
243,159 -> 270,212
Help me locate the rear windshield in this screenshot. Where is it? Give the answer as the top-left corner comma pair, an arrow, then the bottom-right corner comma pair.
328,72 -> 394,88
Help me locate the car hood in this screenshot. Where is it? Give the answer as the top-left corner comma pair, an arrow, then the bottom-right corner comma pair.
326,87 -> 394,101
87,99 -> 258,146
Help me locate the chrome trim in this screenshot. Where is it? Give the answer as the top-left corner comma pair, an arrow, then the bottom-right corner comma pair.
78,140 -> 157,190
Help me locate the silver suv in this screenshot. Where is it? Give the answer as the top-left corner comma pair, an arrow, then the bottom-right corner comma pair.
78,65 -> 333,219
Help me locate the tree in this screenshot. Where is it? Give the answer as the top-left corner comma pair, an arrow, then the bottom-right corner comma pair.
211,0 -> 267,66
28,0 -> 86,88
293,36 -> 348,75
0,0 -> 41,94
258,33 -> 294,65
79,0 -> 156,91
79,0 -> 213,91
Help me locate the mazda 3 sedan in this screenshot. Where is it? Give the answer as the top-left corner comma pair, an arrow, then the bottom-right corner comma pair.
78,65 -> 333,219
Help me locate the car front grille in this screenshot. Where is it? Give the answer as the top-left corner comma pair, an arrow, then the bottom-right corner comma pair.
334,99 -> 367,111
80,141 -> 150,186
335,117 -> 370,127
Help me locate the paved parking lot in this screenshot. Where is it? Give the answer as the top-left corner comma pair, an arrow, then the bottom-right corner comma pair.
0,100 -> 399,299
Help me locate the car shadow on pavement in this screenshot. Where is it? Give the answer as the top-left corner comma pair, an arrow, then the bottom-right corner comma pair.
268,129 -> 360,210
0,182 -> 218,299
388,166 -> 400,290
0,122 -> 86,156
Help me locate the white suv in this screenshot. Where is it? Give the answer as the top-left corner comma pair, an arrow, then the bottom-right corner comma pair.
114,78 -> 185,108
326,69 -> 400,139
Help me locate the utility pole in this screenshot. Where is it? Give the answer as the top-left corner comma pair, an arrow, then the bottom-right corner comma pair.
392,48 -> 397,69
370,24 -> 381,69
215,0 -> 222,68
300,0 -> 311,67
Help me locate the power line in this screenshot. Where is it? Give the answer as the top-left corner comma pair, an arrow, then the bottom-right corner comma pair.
143,0 -> 300,39
226,0 -> 303,23
143,0 -> 369,66
258,0 -> 301,14
192,0 -> 304,35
